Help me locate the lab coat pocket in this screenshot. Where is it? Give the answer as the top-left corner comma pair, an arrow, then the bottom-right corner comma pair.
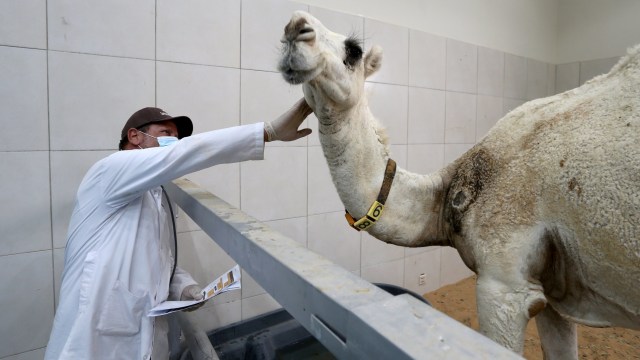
97,280 -> 147,336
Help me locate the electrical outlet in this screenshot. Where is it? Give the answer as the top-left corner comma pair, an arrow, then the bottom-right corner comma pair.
418,273 -> 426,285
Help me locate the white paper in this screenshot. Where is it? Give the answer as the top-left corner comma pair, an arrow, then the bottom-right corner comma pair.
148,265 -> 241,317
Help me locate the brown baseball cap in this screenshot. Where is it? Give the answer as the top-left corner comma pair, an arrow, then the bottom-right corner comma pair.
120,107 -> 193,141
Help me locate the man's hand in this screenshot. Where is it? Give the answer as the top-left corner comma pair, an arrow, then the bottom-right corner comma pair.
264,98 -> 313,142
181,284 -> 205,312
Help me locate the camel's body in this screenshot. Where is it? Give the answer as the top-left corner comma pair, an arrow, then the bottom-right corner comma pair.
278,11 -> 640,358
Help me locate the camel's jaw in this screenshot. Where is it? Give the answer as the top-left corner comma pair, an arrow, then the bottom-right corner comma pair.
278,64 -> 319,85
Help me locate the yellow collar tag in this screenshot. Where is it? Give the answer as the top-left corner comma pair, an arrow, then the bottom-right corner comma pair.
346,200 -> 384,231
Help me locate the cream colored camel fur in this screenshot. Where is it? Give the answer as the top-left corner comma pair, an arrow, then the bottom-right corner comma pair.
277,11 -> 640,358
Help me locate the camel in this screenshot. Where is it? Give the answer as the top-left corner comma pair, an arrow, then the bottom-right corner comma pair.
277,11 -> 640,358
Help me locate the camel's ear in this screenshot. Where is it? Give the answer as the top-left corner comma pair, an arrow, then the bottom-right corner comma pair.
364,45 -> 383,78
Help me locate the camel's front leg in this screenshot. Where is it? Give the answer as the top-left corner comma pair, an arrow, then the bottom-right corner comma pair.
476,275 -> 547,354
535,305 -> 577,359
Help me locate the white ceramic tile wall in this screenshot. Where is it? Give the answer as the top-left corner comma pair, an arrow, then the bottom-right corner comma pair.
527,59 -> 550,101
446,39 -> 478,94
0,251 -> 53,358
404,248 -> 442,294
476,95 -> 505,141
53,248 -> 65,308
2,348 -> 46,360
241,147 -> 307,221
445,92 -> 477,144
1,152 -> 51,256
361,258 -> 405,286
240,69 -> 307,147
156,0 -> 241,67
478,47 -> 505,97
364,19 -> 409,85
0,0 -> 47,49
240,0 -> 308,71
0,47 -> 48,151
361,233 -> 404,267
48,52 -> 155,150
579,57 -> 620,85
555,62 -> 580,94
504,53 -> 528,100
366,82 -> 408,144
308,6 -> 364,38
408,87 -> 446,144
2,1 -> 572,356
308,212 -> 361,271
409,30 -> 447,90
241,293 -> 282,320
48,0 -> 155,58
308,146 -> 344,215
157,62 -> 241,134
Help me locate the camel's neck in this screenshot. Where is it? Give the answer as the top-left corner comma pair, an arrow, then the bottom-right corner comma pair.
316,100 -> 451,247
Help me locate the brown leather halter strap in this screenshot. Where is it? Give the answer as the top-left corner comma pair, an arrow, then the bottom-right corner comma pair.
345,158 -> 397,231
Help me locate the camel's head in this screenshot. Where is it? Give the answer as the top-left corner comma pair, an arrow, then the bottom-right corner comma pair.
278,11 -> 382,112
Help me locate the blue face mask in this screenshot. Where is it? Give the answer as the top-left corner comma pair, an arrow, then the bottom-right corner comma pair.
157,136 -> 179,147
139,131 -> 179,147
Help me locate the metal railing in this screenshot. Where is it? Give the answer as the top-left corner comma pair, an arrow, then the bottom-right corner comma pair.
165,178 -> 521,359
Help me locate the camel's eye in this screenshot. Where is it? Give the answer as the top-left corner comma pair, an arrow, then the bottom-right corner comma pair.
344,37 -> 363,68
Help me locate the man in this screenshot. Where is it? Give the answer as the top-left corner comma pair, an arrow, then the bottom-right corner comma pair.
45,99 -> 313,359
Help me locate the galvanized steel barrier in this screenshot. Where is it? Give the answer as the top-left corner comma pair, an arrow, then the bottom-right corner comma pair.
165,178 -> 521,359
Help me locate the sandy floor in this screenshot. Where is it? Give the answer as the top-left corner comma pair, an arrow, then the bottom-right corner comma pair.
423,276 -> 640,359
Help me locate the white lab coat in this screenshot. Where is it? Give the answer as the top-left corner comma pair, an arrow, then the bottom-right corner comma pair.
45,123 -> 265,360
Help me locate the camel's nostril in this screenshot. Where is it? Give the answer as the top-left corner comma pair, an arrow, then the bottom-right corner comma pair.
297,27 -> 315,41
